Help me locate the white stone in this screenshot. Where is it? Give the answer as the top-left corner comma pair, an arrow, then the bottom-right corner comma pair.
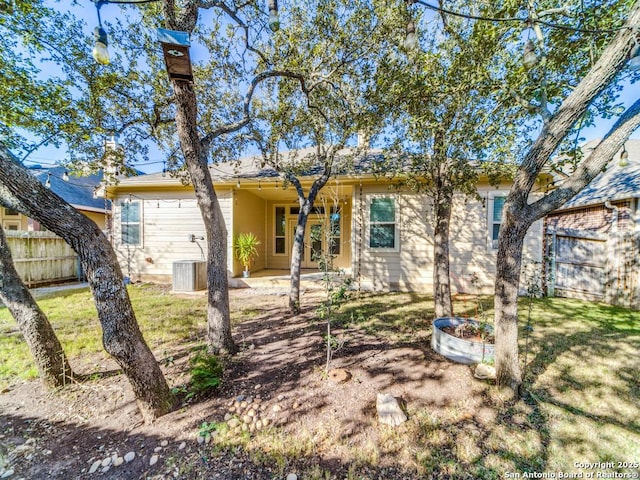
224,413 -> 232,421
101,466 -> 110,473
160,440 -> 168,447
113,457 -> 124,467
101,457 -> 112,467
88,460 -> 102,474
286,474 -> 298,480
376,393 -> 407,427
227,418 -> 240,428
154,447 -> 162,453
124,451 -> 136,463
1,470 -> 15,479
149,454 -> 159,466
474,363 -> 496,380
178,442 -> 186,450
272,404 -> 282,413
196,435 -> 205,445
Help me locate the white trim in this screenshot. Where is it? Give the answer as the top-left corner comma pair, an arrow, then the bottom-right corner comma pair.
367,194 -> 400,253
2,220 -> 20,231
487,192 -> 508,251
273,204 -> 287,256
120,199 -> 143,247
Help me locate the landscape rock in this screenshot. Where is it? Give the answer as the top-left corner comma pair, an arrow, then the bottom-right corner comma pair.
149,454 -> 158,466
196,436 -> 205,445
0,470 -> 14,478
178,442 -> 186,450
113,457 -> 124,467
328,368 -> 352,383
286,474 -> 298,480
88,460 -> 102,474
124,452 -> 135,463
160,440 -> 168,447
227,418 -> 240,428
272,404 -> 282,413
101,457 -> 112,467
376,393 -> 407,427
474,363 -> 496,380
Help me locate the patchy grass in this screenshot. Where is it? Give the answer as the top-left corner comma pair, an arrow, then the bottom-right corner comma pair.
1,286 -> 639,478
0,284 -> 209,386
207,293 -> 639,478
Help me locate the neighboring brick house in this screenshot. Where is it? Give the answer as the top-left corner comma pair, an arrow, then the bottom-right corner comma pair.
544,139 -> 640,308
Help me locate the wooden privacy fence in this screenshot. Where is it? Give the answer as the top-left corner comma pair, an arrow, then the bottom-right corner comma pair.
5,231 -> 80,287
545,228 -> 640,309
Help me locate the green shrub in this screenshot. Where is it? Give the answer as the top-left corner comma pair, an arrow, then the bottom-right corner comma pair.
189,352 -> 223,396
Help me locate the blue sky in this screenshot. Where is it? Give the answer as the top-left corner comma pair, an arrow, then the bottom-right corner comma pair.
21,1 -> 640,174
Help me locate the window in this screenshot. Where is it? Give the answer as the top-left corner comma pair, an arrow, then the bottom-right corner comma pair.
3,208 -> 19,216
329,209 -> 341,255
491,196 -> 506,248
369,197 -> 397,250
274,206 -> 286,254
2,221 -> 20,231
121,201 -> 141,245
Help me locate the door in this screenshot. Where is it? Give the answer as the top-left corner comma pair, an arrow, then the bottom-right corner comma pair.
289,217 -> 324,269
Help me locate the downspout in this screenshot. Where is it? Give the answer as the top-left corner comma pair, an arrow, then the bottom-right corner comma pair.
604,200 -> 619,304
604,200 -> 618,233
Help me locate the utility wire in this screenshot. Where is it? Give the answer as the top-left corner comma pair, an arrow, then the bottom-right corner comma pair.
412,0 -> 630,34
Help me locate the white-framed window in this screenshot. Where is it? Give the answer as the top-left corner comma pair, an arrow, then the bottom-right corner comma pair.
368,196 -> 399,251
3,208 -> 19,217
274,205 -> 286,255
489,194 -> 507,249
2,220 -> 20,231
121,200 -> 142,246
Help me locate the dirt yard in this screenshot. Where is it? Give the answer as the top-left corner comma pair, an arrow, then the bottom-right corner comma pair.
0,286 -> 552,479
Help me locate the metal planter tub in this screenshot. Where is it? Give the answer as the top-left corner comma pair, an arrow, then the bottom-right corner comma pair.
431,317 -> 494,365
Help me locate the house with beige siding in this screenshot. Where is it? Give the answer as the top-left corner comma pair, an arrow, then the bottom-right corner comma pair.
103,150 -> 545,293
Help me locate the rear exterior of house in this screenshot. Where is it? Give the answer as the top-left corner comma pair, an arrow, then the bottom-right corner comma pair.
105,157 -> 544,294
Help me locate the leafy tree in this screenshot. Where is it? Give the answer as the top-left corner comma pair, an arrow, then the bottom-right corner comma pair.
492,1 -> 640,392
0,1 -> 173,420
249,0 -> 386,313
372,1 -> 520,317
0,227 -> 76,388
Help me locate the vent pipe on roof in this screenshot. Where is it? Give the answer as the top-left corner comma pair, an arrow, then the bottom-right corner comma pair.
357,131 -> 370,149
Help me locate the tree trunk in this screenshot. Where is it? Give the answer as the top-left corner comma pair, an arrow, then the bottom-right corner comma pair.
171,81 -> 237,355
433,190 -> 454,318
0,147 -> 174,422
0,228 -> 76,388
493,5 -> 640,393
289,206 -> 310,313
288,170 -> 331,313
494,209 -> 532,391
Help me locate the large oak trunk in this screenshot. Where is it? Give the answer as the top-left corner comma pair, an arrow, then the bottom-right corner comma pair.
0,147 -> 174,422
172,81 -> 237,354
433,192 -> 453,318
494,210 -> 530,391
0,228 -> 76,388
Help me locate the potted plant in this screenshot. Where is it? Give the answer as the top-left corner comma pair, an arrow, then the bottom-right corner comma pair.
234,232 -> 261,278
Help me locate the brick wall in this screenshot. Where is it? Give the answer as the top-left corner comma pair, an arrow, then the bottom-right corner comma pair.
546,201 -> 633,234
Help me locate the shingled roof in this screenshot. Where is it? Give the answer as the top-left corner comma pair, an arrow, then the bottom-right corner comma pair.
561,139 -> 640,210
29,166 -> 109,212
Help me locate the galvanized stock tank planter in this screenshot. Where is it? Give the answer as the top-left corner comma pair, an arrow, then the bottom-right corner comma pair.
431,317 -> 495,365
